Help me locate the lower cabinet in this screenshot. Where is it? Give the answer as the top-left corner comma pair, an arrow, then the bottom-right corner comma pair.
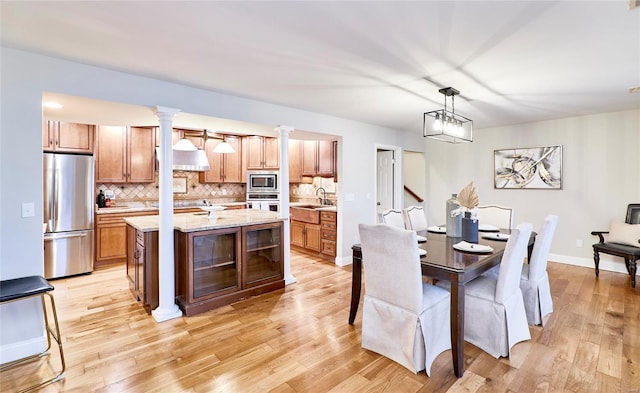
291,221 -> 321,252
126,225 -> 159,313
320,211 -> 337,258
291,209 -> 337,260
175,221 -> 284,316
96,210 -> 156,267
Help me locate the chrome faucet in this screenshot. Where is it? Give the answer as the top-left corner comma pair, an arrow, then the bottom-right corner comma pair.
316,187 -> 328,205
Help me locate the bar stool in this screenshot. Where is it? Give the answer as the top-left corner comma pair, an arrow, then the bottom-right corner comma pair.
0,275 -> 65,392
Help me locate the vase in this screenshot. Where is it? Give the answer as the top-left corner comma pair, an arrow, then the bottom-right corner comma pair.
446,194 -> 462,237
461,211 -> 478,243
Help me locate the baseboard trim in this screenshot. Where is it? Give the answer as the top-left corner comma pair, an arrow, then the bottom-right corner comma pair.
0,335 -> 47,365
548,253 -> 639,276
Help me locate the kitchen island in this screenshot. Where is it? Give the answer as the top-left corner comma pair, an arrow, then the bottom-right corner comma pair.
124,209 -> 285,316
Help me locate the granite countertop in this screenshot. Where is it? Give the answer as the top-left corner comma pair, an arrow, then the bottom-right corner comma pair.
124,209 -> 284,232
289,202 -> 337,212
96,201 -> 247,215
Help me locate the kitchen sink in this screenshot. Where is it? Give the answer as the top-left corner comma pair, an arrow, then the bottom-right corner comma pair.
291,204 -> 323,209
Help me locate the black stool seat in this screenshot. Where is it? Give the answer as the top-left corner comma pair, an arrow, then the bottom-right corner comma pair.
0,276 -> 54,303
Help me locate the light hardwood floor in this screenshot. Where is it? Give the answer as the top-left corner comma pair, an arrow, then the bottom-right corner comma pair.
2,252 -> 639,392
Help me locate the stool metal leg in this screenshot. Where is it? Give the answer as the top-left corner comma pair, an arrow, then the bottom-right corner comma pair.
0,292 -> 66,392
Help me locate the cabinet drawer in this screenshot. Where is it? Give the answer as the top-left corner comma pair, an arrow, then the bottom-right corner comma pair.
320,211 -> 336,221
321,239 -> 336,256
321,221 -> 336,230
321,230 -> 336,241
136,230 -> 145,246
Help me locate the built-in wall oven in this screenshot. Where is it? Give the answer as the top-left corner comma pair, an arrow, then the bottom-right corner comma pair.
246,170 -> 279,212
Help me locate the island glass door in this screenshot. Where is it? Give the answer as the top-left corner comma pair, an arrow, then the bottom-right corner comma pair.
243,222 -> 283,287
192,228 -> 240,299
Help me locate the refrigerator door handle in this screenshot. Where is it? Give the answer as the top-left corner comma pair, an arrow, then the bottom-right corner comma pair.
44,232 -> 90,241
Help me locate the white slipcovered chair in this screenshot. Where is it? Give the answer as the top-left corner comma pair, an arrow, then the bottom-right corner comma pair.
463,222 -> 532,358
380,209 -> 406,229
358,224 -> 451,375
521,215 -> 558,326
477,205 -> 514,229
404,205 -> 428,242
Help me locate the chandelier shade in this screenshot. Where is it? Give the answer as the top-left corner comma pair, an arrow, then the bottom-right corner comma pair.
423,87 -> 473,143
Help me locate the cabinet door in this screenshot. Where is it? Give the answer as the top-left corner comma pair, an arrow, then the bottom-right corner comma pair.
126,225 -> 137,296
305,224 -> 322,252
43,120 -> 55,151
96,222 -> 127,261
190,230 -> 241,300
245,136 -> 265,169
290,221 -> 306,247
128,126 -> 155,183
222,136 -> 243,182
96,125 -> 127,183
262,137 -> 280,169
135,241 -> 145,302
288,140 -> 303,183
57,122 -> 94,153
243,223 -> 283,287
316,140 -> 334,177
199,139 -> 223,183
301,140 -> 317,176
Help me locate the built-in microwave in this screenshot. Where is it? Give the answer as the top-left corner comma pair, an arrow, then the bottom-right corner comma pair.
247,171 -> 278,193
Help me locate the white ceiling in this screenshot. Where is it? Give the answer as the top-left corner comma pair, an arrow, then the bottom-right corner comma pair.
2,1 -> 639,135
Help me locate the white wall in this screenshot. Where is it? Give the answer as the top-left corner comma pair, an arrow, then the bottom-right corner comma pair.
0,47 -> 423,360
425,109 -> 640,273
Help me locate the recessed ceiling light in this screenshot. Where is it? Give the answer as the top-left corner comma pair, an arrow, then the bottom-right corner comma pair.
43,101 -> 63,109
629,86 -> 640,94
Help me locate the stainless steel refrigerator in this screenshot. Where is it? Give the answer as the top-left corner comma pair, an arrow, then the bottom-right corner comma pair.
43,153 -> 95,279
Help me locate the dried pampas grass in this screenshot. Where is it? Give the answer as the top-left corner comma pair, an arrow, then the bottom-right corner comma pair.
457,182 -> 479,210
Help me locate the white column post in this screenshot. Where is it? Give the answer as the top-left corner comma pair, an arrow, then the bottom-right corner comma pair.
277,126 -> 297,285
152,106 -> 183,322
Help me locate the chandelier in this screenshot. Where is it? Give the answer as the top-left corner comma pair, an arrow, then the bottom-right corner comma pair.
423,87 -> 473,143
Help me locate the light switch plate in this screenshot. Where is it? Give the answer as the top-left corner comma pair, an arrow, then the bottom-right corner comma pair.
22,202 -> 35,218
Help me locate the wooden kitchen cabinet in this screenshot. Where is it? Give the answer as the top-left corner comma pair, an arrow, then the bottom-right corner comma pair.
244,136 -> 279,170
320,211 -> 337,258
301,140 -> 334,178
96,126 -> 155,183
96,210 -> 157,267
175,221 -> 284,316
199,135 -> 243,183
290,220 -> 321,252
288,139 -> 303,183
43,120 -> 94,153
126,225 -> 159,313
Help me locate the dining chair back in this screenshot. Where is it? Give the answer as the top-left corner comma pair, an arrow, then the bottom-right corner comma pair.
463,222 -> 532,358
521,214 -> 558,325
477,205 -> 514,229
380,209 -> 406,229
404,205 -> 428,232
358,224 -> 451,375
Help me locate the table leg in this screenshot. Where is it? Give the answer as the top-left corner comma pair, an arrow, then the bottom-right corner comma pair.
450,278 -> 465,377
349,252 -> 362,325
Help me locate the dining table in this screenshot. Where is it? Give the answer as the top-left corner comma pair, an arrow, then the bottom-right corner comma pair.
349,228 -> 536,378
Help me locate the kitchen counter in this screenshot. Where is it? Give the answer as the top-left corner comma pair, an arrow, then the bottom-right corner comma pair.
124,209 -> 284,233
290,202 -> 337,212
96,201 -> 248,215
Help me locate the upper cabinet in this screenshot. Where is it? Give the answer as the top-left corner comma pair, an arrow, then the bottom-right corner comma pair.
302,140 -> 334,178
96,126 -> 156,183
43,120 -> 94,153
288,139 -> 303,183
199,135 -> 243,183
244,136 -> 279,170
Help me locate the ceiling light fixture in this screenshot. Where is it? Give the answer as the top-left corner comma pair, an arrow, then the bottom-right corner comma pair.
170,133 -> 210,171
423,87 -> 473,143
204,130 -> 236,154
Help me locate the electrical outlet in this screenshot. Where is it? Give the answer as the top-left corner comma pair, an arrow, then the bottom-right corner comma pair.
576,239 -> 583,247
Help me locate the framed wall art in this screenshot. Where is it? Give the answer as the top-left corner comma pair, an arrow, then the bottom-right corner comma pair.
494,145 -> 562,189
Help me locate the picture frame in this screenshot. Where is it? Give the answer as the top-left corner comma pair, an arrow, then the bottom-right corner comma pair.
494,145 -> 562,189
172,176 -> 188,194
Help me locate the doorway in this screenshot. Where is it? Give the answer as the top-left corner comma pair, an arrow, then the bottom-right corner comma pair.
375,145 -> 402,221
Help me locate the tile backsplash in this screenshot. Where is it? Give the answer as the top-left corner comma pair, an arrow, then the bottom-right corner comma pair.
97,172 -> 338,205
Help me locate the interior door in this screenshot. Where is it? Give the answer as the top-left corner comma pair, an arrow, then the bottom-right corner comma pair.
376,150 -> 394,218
